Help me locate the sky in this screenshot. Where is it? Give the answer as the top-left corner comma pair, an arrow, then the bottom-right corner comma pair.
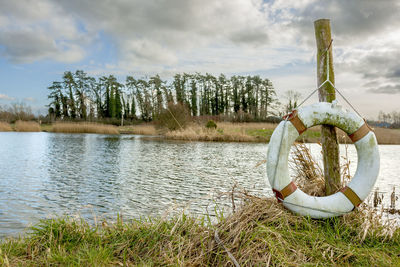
0,0 -> 399,119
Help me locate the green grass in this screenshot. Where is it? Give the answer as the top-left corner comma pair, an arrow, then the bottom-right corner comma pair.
1,197 -> 399,266
246,128 -> 321,142
246,128 -> 274,138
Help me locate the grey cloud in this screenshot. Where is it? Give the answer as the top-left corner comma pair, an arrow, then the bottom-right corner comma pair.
1,0 -> 270,65
338,49 -> 400,93
367,84 -> 400,94
0,30 -> 85,63
0,31 -> 58,63
0,0 -> 87,63
388,68 -> 400,78
56,0 -> 269,64
284,0 -> 400,45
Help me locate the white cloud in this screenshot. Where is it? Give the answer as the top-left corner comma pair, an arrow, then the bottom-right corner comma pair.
24,97 -> 36,102
0,94 -> 14,100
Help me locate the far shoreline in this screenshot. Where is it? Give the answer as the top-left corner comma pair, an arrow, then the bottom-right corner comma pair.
1,121 -> 399,145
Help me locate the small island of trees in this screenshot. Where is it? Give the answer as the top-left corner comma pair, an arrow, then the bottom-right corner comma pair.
47,70 -> 280,124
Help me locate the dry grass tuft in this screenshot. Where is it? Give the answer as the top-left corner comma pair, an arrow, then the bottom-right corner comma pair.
52,122 -> 119,135
290,143 -> 325,196
0,121 -> 12,131
289,142 -> 353,196
14,120 -> 41,132
212,191 -> 400,266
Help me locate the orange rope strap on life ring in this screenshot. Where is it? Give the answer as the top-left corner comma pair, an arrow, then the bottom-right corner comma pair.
272,181 -> 297,202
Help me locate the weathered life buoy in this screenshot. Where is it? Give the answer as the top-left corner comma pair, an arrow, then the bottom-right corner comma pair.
266,102 -> 380,218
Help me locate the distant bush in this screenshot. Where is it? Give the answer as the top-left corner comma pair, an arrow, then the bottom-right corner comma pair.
265,116 -> 282,123
0,103 -> 35,123
205,120 -> 217,129
156,103 -> 191,131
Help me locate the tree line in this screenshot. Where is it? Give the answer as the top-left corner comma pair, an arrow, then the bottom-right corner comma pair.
377,111 -> 400,128
47,70 -> 279,123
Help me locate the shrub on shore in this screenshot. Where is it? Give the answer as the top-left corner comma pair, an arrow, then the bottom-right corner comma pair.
51,122 -> 119,135
14,120 -> 41,132
155,103 -> 191,131
205,120 -> 217,129
0,121 -> 12,131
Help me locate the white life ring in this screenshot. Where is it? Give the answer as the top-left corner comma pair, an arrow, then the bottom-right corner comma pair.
266,102 -> 380,218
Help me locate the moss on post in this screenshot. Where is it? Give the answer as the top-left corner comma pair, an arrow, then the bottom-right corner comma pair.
314,19 -> 341,195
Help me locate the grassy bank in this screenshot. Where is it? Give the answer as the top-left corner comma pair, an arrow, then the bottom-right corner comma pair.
1,195 -> 399,266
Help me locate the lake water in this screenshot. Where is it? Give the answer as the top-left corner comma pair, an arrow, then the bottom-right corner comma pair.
0,132 -> 399,238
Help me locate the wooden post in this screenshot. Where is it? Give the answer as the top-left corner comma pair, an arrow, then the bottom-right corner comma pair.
314,19 -> 341,195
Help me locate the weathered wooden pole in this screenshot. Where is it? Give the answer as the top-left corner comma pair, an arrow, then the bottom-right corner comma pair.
314,19 -> 341,195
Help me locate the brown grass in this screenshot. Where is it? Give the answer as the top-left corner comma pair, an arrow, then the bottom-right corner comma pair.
118,124 -> 157,135
0,121 -> 12,131
51,122 -> 119,135
373,127 -> 400,144
289,142 -> 353,196
14,120 -> 41,132
165,125 -> 253,142
290,143 -> 325,196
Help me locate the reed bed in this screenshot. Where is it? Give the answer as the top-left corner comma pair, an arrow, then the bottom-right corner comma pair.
164,122 -> 400,144
118,124 -> 157,135
373,127 -> 400,144
51,122 -> 119,135
14,120 -> 41,132
0,121 -> 12,131
165,124 -> 256,142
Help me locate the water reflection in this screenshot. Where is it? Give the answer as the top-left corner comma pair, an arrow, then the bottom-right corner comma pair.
0,132 -> 398,237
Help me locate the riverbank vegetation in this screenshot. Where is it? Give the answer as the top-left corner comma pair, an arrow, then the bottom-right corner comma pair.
51,122 -> 119,135
0,122 -> 12,131
117,121 -> 400,144
14,120 -> 41,132
1,192 -> 398,266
